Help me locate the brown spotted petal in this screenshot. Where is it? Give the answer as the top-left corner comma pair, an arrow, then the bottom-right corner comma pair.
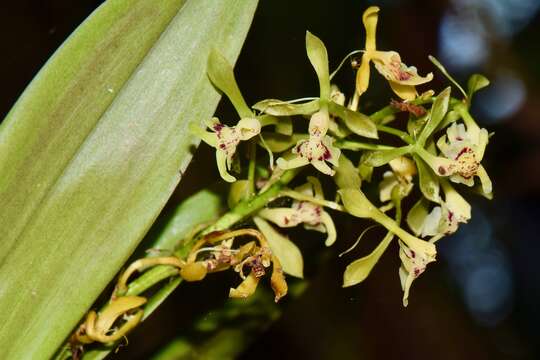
437,122 -> 491,192
276,111 -> 340,176
192,117 -> 261,183
398,241 -> 436,307
270,255 -> 288,302
229,272 -> 260,299
420,179 -> 471,238
372,51 -> 433,86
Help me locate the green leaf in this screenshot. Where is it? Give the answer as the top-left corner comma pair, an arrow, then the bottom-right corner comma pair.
258,114 -> 293,135
328,101 -> 378,139
305,31 -> 331,100
343,232 -> 393,287
252,98 -> 320,116
417,87 -> 450,145
435,109 -> 461,133
362,145 -> 413,167
334,153 -> 361,190
207,49 -> 253,118
407,113 -> 428,138
467,74 -> 490,103
228,180 -> 251,209
0,0 -> 258,358
413,154 -> 440,203
338,188 -> 377,219
406,197 -> 430,236
428,55 -> 467,98
253,217 -> 304,278
75,187 -> 226,360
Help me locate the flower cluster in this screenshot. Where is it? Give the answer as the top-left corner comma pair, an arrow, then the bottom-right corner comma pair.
192,5 -> 493,307
70,6 -> 496,356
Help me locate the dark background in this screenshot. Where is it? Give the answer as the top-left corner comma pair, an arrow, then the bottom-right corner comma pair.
2,1 -> 540,359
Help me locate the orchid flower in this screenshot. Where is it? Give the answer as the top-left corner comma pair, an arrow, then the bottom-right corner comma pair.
258,177 -> 337,246
436,107 -> 492,194
229,234 -> 287,302
398,239 -> 435,306
193,117 -> 261,182
276,111 -> 341,175
183,229 -> 288,302
420,179 -> 471,238
356,6 -> 433,101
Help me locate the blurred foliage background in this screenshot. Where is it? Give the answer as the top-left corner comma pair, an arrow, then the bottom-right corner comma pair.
1,0 -> 539,359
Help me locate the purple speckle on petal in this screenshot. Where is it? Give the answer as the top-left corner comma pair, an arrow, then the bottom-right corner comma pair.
323,147 -> 331,160
455,147 -> 471,160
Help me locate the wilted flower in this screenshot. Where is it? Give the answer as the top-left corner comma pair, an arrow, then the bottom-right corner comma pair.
356,6 -> 433,101
230,240 -> 288,302
276,111 -> 341,175
193,117 -> 261,182
183,229 -> 289,302
73,296 -> 146,345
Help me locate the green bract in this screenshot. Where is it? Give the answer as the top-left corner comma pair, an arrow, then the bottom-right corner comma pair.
467,74 -> 490,102
416,87 -> 451,146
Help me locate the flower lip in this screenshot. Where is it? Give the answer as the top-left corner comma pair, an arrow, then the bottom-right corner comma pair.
436,121 -> 489,188
277,111 -> 340,176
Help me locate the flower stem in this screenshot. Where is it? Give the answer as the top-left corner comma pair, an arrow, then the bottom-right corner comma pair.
334,139 -> 395,151
279,189 -> 345,211
376,125 -> 414,144
247,140 -> 257,195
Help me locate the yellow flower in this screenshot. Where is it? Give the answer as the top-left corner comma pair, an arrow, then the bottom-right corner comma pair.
398,240 -> 435,307
258,177 -> 337,246
276,111 -> 341,176
356,6 -> 433,101
420,179 -> 471,238
193,117 -> 261,182
436,116 -> 492,195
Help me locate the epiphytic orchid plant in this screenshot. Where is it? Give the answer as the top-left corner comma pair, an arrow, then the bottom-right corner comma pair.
68,5 -> 493,357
